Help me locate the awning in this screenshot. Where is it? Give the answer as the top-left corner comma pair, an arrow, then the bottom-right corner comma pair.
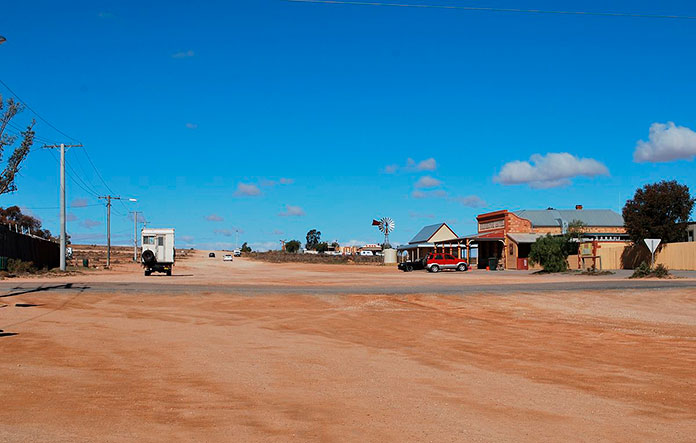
396,243 -> 434,251
507,233 -> 544,244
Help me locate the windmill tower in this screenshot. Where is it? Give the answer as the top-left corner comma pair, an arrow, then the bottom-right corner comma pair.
372,217 -> 395,248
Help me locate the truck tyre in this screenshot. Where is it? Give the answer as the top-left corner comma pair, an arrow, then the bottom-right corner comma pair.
457,263 -> 467,272
166,270 -> 172,276
406,264 -> 413,272
144,270 -> 151,276
430,264 -> 440,273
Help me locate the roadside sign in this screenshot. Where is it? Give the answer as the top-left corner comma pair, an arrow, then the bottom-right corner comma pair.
644,238 -> 661,267
644,238 -> 661,253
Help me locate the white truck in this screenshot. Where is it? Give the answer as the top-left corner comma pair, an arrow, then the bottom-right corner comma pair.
141,228 -> 175,276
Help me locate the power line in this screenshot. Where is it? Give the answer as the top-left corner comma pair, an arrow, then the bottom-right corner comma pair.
46,149 -> 100,197
285,0 -> 696,20
20,203 -> 102,210
0,78 -> 81,142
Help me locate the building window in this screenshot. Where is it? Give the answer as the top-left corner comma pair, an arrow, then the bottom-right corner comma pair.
509,244 -> 514,255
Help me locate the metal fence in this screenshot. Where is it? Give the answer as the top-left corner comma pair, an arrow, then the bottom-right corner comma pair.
0,224 -> 59,269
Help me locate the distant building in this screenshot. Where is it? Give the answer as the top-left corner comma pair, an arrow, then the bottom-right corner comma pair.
434,206 -> 627,270
687,222 -> 696,242
397,223 -> 457,261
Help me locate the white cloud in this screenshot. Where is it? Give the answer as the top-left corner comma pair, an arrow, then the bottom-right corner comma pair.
185,123 -> 197,129
214,228 -> 243,237
494,152 -> 609,189
412,189 -> 447,199
272,229 -> 284,235
70,198 -> 89,208
81,219 -> 101,229
279,177 -> 294,184
414,175 -> 442,188
179,235 -> 195,243
260,179 -> 276,187
172,50 -> 195,59
66,213 -> 78,222
415,158 -> 436,171
278,204 -> 305,217
385,158 -> 437,174
633,122 -> 696,163
452,195 -> 487,208
384,164 -> 399,174
234,183 -> 261,197
250,241 -> 279,252
205,214 -> 224,222
409,211 -> 435,219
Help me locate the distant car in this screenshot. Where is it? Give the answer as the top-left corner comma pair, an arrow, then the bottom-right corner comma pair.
223,254 -> 233,262
359,250 -> 374,256
233,249 -> 241,257
425,253 -> 469,273
209,252 -> 216,258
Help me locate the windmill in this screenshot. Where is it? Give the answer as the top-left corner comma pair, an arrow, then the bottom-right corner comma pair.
372,217 -> 395,248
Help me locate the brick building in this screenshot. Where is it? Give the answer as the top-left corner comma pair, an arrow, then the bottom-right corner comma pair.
433,206 -> 627,270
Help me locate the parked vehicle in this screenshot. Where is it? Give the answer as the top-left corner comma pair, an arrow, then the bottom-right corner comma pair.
398,258 -> 426,272
233,249 -> 241,257
425,252 -> 469,273
141,228 -> 175,276
223,254 -> 233,262
209,252 -> 216,258
360,250 -> 374,256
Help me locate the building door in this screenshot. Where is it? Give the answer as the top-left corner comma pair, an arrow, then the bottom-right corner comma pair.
517,258 -> 528,270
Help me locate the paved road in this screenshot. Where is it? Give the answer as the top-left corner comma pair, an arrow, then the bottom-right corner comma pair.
2,278 -> 696,298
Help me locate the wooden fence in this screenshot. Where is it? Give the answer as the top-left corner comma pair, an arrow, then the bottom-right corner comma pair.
594,241 -> 696,271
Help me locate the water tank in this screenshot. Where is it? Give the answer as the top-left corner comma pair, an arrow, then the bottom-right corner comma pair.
383,248 -> 397,264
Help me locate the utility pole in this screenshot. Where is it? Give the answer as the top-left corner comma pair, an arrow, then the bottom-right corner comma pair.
99,196 -> 137,268
235,229 -> 239,250
43,143 -> 83,271
130,211 -> 142,262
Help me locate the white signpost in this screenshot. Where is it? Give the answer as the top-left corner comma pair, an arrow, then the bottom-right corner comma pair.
644,238 -> 661,267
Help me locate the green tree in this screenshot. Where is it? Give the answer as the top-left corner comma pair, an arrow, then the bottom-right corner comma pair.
316,242 -> 329,253
240,242 -> 252,253
0,205 -> 52,240
305,229 -> 321,250
623,180 -> 695,244
1,95 -> 35,196
529,221 -> 585,273
529,235 -> 570,273
285,240 -> 301,253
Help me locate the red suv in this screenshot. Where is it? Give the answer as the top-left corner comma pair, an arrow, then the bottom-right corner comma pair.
425,252 -> 469,273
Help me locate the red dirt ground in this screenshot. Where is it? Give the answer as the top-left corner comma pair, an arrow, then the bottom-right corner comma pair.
1,251 -> 695,442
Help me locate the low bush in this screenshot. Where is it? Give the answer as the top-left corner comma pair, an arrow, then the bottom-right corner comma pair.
653,263 -> 670,278
7,258 -> 37,274
630,261 -> 671,279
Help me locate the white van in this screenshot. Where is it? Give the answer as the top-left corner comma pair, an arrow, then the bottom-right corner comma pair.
360,250 -> 374,256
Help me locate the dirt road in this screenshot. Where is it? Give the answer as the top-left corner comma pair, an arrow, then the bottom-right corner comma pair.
1,251 -> 695,441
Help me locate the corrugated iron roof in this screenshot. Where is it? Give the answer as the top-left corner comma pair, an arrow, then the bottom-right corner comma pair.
514,209 -> 624,227
409,223 -> 446,244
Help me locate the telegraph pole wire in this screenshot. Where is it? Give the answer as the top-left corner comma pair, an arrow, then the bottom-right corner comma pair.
285,0 -> 696,20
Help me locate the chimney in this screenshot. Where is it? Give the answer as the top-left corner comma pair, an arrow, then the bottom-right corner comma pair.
575,205 -> 583,210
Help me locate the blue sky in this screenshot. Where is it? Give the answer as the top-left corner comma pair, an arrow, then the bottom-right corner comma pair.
2,0 -> 696,250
